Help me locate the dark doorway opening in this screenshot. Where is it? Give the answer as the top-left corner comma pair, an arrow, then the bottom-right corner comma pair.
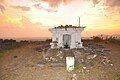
63,34 -> 71,48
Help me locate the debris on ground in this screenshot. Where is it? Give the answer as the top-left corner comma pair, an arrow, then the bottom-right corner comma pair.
13,55 -> 17,58
1,41 -> 118,80
72,73 -> 77,80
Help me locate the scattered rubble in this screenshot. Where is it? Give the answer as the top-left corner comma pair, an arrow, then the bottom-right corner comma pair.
49,62 -> 65,67
35,42 -> 112,72
87,54 -> 97,60
13,55 -> 17,58
37,60 -> 45,67
72,74 -> 78,80
35,47 -> 42,53
101,56 -> 113,66
1,42 -> 118,80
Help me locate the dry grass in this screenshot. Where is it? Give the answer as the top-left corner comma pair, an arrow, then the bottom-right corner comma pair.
0,42 -> 120,80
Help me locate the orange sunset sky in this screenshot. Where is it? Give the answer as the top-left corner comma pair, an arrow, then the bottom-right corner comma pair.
0,0 -> 120,38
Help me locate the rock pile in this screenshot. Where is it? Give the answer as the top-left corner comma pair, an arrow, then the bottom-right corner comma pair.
37,42 -> 112,70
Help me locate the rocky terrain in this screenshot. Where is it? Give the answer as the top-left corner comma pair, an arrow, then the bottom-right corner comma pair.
0,41 -> 120,80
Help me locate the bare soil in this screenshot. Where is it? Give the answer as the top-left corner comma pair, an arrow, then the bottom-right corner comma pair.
0,42 -> 120,80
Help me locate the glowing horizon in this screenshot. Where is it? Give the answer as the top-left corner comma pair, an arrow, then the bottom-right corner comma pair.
0,0 -> 120,38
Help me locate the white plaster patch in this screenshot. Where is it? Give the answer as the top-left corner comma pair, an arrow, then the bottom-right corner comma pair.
66,57 -> 75,72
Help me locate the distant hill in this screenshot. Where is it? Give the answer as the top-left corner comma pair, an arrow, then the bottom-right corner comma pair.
82,34 -> 120,40
97,34 -> 120,40
0,37 -> 51,42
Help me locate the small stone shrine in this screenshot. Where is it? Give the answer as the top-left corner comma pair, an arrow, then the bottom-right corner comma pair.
49,24 -> 85,49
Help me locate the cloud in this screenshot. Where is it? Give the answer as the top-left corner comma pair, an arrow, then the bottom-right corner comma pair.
0,0 -> 3,1
0,15 -> 49,38
87,0 -> 120,13
91,0 -> 120,7
33,3 -> 57,12
21,16 -> 42,27
11,6 -> 30,11
106,0 -> 120,7
33,0 -> 72,8
0,4 -> 5,13
90,0 -> 120,8
0,0 -> 5,3
92,0 -> 101,5
32,0 -> 73,12
105,0 -> 120,13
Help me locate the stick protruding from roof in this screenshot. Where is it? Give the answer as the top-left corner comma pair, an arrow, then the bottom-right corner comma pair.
79,17 -> 80,27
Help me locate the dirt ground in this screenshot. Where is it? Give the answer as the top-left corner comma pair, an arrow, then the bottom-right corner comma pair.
0,42 -> 120,80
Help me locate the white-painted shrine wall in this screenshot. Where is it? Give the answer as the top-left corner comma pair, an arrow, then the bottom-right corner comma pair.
49,28 -> 84,49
